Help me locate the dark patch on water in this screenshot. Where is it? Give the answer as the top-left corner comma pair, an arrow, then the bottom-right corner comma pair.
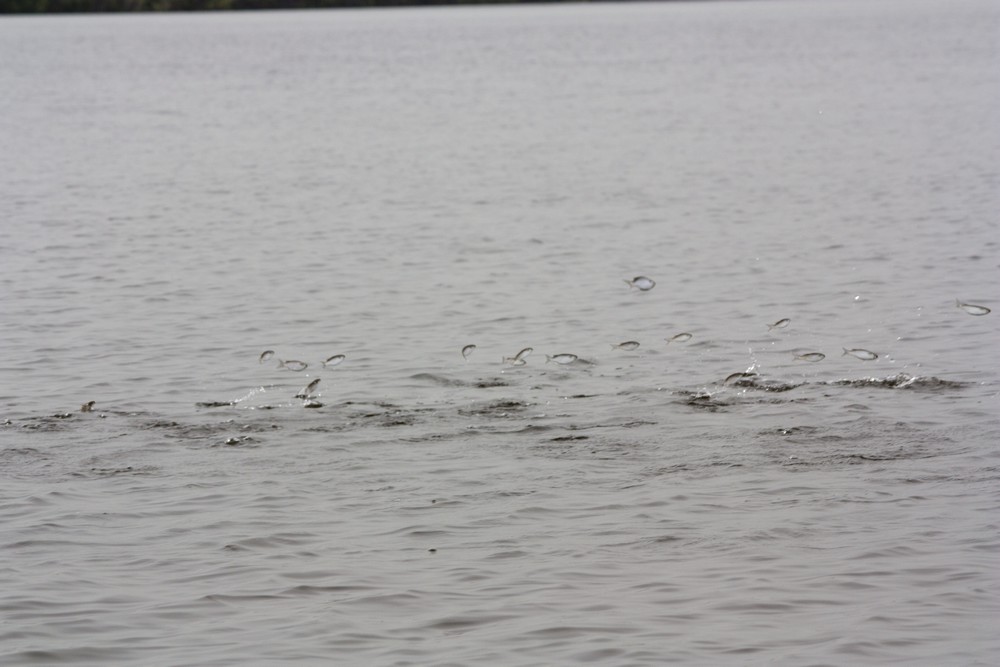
379,414 -> 417,428
679,393 -> 727,412
569,420 -> 657,431
745,379 -> 802,393
143,419 -> 182,430
72,465 -> 157,478
474,378 -> 509,388
356,408 -> 421,428
195,401 -> 235,408
827,374 -> 967,392
678,387 -> 812,412
409,373 -> 509,388
410,372 -> 466,387
15,415 -> 76,432
466,423 -> 554,435
458,399 -> 532,418
725,376 -> 803,392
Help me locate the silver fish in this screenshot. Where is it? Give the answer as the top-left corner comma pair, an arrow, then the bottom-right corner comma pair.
666,333 -> 693,344
80,400 -> 96,413
278,359 -> 308,371
259,350 -> 275,364
295,378 -> 321,399
323,354 -> 346,368
724,371 -> 758,385
546,353 -> 578,365
767,318 -> 791,331
794,352 -> 826,362
461,344 -> 476,360
842,348 -> 878,361
956,299 -> 990,316
624,276 -> 656,291
503,347 -> 533,365
612,341 -> 640,350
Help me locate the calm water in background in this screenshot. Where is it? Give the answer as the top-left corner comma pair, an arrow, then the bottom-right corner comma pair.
1,1 -> 999,664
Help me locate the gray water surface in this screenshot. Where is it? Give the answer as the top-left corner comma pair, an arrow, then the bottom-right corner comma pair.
2,1 -> 999,665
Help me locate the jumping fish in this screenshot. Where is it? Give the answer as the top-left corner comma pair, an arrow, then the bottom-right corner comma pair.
842,348 -> 878,361
503,347 -> 533,365
259,350 -> 275,364
80,400 -> 96,413
323,354 -> 346,368
767,318 -> 791,331
278,359 -> 308,371
612,341 -> 640,351
724,371 -> 758,385
461,344 -> 476,360
624,276 -> 656,291
794,352 -> 826,362
295,378 -> 321,399
545,353 -> 578,365
666,333 -> 693,344
956,300 -> 990,316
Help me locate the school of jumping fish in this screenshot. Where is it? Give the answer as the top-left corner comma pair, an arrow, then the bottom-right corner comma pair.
71,279 -> 988,413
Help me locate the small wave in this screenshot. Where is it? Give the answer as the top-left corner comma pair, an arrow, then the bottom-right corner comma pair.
195,400 -> 235,408
409,373 -> 509,388
71,465 -> 156,478
828,374 -> 966,391
723,376 -> 803,392
409,372 -> 467,387
458,399 -> 532,417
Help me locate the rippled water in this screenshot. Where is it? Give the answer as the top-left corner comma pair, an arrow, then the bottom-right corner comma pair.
2,1 -> 999,664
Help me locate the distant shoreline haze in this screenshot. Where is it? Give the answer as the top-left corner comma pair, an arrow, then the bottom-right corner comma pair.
2,0 -> 701,14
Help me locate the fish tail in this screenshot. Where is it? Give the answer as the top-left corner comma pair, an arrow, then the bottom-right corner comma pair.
623,279 -> 633,288
545,355 -> 552,363
842,348 -> 849,356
